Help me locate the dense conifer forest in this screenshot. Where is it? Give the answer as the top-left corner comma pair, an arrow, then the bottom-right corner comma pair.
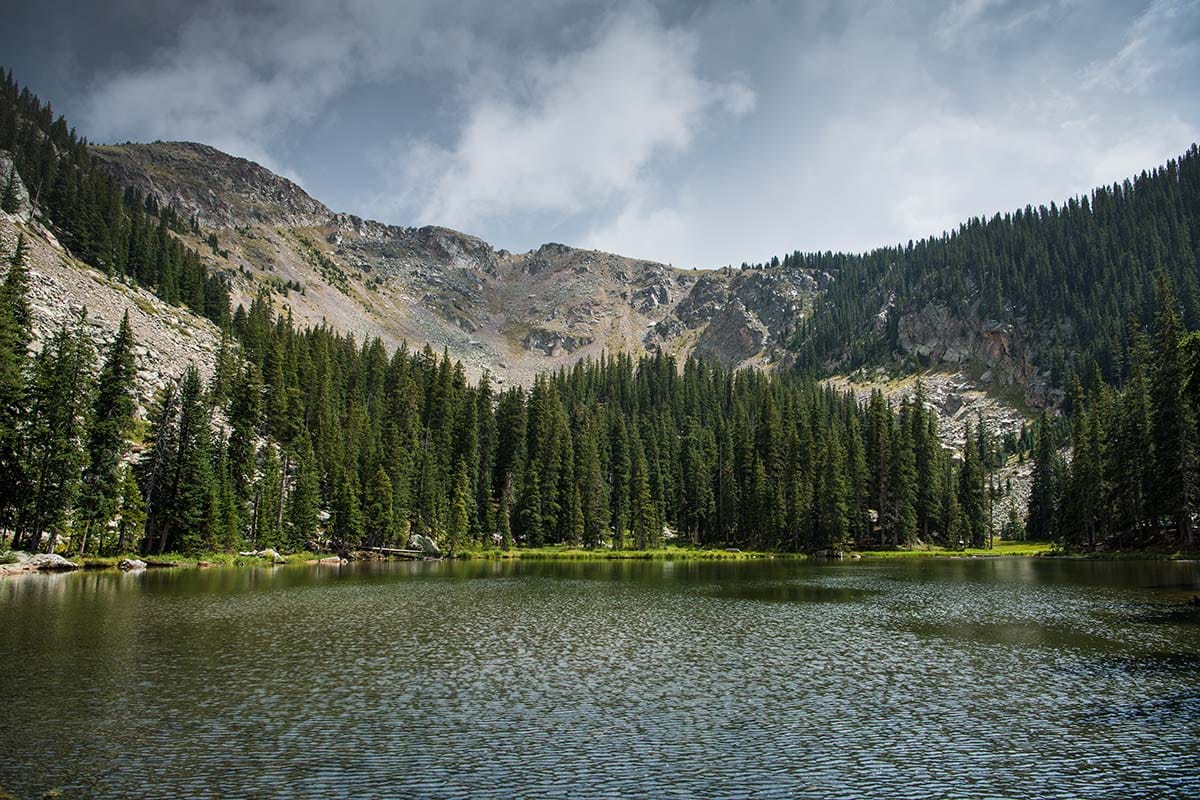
1,69 -> 1197,558
781,145 -> 1200,387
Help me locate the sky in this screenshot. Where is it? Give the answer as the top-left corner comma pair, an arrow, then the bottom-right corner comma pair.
4,0 -> 1199,268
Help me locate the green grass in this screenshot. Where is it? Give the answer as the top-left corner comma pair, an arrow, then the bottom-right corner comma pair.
852,540 -> 1058,559
77,550 -> 331,569
462,545 -> 801,561
853,540 -> 1198,560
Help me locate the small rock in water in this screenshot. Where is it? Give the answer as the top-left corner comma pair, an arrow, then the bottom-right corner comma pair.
118,558 -> 147,571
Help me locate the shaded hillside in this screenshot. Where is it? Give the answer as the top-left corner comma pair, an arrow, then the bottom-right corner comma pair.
782,145 -> 1200,394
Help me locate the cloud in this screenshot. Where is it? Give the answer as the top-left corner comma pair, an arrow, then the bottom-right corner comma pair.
386,4 -> 755,233
932,0 -> 1061,52
575,0 -> 1200,268
78,0 -> 481,178
1083,0 -> 1200,93
51,0 -> 1200,269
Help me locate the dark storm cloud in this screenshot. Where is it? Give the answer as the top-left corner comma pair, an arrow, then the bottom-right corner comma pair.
4,0 -> 1198,267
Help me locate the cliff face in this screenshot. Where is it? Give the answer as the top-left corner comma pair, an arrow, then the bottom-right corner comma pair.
92,142 -> 330,228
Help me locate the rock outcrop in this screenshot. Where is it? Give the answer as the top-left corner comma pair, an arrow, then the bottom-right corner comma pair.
24,553 -> 79,571
408,534 -> 442,557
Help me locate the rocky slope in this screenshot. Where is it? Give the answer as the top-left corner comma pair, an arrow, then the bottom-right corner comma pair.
89,142 -> 835,383
1,151 -> 221,414
828,368 -> 1033,531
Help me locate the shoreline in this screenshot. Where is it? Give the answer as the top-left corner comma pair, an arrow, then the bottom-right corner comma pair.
4,541 -> 1196,577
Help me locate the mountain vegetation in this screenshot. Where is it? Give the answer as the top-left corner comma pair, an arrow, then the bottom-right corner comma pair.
1,67 -> 1198,558
1026,276 -> 1200,549
782,145 -> 1200,389
0,68 -> 231,325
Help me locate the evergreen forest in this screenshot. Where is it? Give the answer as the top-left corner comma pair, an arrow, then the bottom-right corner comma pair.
1,69 -> 1198,558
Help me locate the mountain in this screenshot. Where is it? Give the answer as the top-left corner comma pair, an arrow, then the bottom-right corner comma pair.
90,141 -> 815,385
3,69 -> 1198,556
90,138 -> 1200,406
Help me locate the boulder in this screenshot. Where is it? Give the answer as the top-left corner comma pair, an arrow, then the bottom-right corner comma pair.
317,556 -> 344,565
117,558 -> 147,571
408,533 -> 442,557
26,553 -> 79,571
238,548 -> 287,563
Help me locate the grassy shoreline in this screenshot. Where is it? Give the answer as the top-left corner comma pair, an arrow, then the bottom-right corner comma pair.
463,545 -> 796,561
4,540 -> 1195,576
851,541 -> 1057,558
850,540 -> 1198,560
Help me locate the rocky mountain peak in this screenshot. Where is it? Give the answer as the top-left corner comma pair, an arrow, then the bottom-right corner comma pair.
91,141 -> 331,228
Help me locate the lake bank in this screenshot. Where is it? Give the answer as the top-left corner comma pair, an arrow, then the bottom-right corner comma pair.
4,540 -> 1195,577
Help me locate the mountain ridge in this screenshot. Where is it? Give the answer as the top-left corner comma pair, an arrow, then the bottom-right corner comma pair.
91,140 -> 815,383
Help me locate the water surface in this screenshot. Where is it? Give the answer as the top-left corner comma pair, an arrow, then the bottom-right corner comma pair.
2,557 -> 1198,799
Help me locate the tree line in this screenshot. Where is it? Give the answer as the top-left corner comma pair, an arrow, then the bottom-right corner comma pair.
1026,275 -> 1200,550
2,226 -> 1003,555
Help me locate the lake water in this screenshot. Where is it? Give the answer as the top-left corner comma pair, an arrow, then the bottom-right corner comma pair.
1,557 -> 1198,799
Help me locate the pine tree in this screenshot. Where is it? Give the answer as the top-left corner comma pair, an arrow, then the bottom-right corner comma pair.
0,233 -> 32,535
447,463 -> 471,555
364,466 -> 394,548
171,368 -> 216,555
814,427 -> 849,553
114,465 -> 145,554
579,425 -> 609,547
287,438 -> 322,549
1149,275 -> 1191,544
253,443 -> 282,548
630,438 -> 656,551
16,312 -> 94,552
329,469 -> 363,551
517,467 -> 543,547
77,311 -> 137,554
957,422 -> 986,548
1025,413 -> 1058,541
138,383 -> 180,555
1109,326 -> 1152,546
498,477 -> 514,551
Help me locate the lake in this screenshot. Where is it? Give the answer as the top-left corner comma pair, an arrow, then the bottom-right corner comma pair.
1,557 -> 1198,799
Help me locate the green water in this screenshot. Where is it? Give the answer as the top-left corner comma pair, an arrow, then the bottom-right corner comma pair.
1,557 -> 1198,799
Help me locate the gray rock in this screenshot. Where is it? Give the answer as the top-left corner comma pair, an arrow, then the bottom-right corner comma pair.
0,150 -> 32,222
238,548 -> 287,563
408,533 -> 442,557
26,553 -> 79,571
118,558 -> 147,571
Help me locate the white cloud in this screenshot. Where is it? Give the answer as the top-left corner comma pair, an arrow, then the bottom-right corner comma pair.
388,4 -> 755,232
576,0 -> 1200,268
66,0 -> 1200,269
